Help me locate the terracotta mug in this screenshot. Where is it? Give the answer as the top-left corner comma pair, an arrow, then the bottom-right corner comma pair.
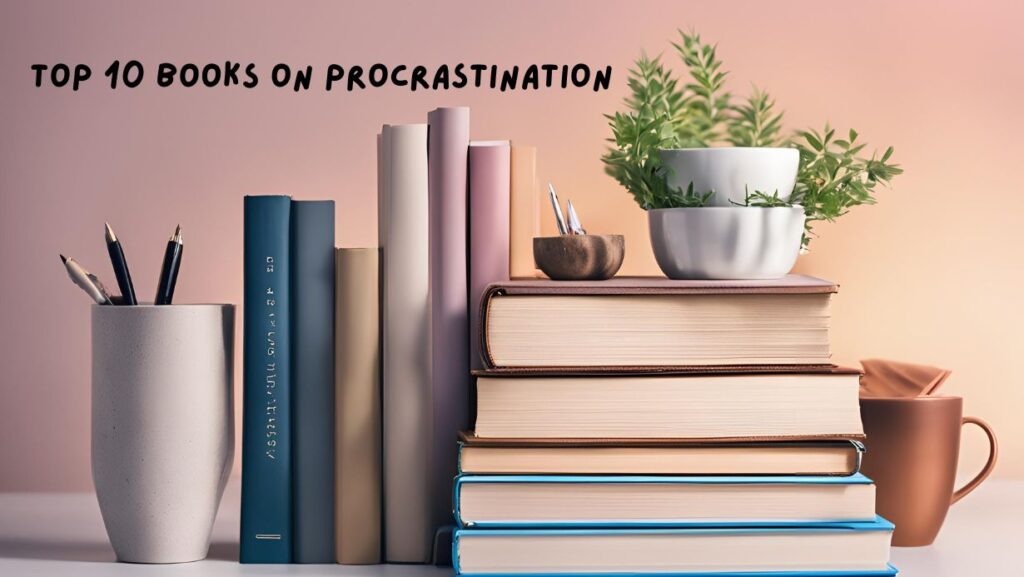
860,396 -> 997,547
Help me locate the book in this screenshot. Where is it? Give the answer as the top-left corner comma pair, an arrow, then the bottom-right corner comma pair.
379,124 -> 432,563
290,200 -> 336,563
454,474 -> 876,528
509,145 -> 539,278
334,248 -> 382,564
478,276 -> 835,370
241,195 -> 293,563
428,107 -> 472,533
457,433 -> 864,476
473,371 -> 864,440
469,140 -> 511,369
453,520 -> 896,576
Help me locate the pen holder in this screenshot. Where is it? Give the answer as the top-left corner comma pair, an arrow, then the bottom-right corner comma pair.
533,234 -> 625,280
91,304 -> 235,563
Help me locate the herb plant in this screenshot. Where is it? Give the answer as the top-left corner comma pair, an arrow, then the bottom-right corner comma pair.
602,30 -> 902,248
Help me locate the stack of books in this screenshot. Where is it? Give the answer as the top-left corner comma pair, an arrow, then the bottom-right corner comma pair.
454,276 -> 898,576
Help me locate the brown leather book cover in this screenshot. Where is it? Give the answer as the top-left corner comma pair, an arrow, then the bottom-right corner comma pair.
478,275 -> 838,371
473,366 -> 861,378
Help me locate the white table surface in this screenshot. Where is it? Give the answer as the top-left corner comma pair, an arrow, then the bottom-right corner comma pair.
1,479 -> 1020,576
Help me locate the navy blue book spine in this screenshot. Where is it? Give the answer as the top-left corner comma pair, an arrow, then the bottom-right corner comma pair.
290,200 -> 336,562
241,195 -> 293,563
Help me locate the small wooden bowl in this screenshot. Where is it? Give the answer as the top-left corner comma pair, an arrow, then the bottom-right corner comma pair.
533,235 -> 624,280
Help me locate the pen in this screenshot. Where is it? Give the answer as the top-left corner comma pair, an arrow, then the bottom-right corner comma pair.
566,199 -> 587,235
154,224 -> 183,305
105,222 -> 137,305
547,182 -> 569,235
61,254 -> 114,305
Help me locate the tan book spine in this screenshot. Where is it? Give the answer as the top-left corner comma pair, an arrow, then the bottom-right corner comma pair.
334,248 -> 382,564
509,145 -> 539,278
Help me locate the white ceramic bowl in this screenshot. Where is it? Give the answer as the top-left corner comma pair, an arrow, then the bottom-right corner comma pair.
648,206 -> 805,279
659,147 -> 799,207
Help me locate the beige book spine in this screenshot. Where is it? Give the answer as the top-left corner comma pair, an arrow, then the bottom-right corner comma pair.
379,124 -> 432,562
334,248 -> 382,564
509,146 -> 540,278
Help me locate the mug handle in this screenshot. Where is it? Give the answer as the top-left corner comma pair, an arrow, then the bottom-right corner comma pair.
951,416 -> 998,505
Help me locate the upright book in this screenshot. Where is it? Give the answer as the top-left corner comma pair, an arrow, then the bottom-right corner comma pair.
469,140 -> 511,369
290,200 -> 336,563
509,145 -> 538,278
479,276 -> 836,370
379,124 -> 432,562
241,195 -> 293,563
428,107 -> 471,534
334,248 -> 382,564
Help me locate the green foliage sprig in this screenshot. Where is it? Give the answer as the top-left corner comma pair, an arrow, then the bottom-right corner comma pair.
602,30 -> 902,248
727,88 -> 783,147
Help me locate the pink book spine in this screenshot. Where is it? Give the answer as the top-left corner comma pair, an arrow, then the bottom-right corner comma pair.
469,141 -> 511,370
426,107 -> 470,530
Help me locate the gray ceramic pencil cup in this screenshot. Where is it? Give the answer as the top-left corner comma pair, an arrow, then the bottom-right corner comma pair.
91,304 -> 235,563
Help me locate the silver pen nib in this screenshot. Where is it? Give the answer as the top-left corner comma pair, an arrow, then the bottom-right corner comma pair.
566,199 -> 586,235
547,183 -> 569,235
104,222 -> 117,243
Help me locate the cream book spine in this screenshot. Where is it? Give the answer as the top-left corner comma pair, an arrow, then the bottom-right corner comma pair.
509,145 -> 539,278
378,124 -> 432,563
334,248 -> 381,564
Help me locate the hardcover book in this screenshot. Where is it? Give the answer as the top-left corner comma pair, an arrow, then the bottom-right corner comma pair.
454,474 -> 877,528
291,200 -> 336,563
453,520 -> 896,576
241,195 -> 293,563
457,432 -> 864,476
473,370 -> 864,440
509,145 -> 539,279
428,107 -> 472,533
334,248 -> 382,564
469,140 -> 511,369
479,276 -> 836,370
379,124 -> 432,563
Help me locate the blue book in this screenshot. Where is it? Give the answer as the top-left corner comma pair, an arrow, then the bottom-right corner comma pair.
455,474 -> 876,529
290,200 -> 336,563
241,195 -> 293,563
453,519 -> 897,576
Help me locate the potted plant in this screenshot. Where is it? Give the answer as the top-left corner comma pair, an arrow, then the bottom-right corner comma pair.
603,31 -> 902,279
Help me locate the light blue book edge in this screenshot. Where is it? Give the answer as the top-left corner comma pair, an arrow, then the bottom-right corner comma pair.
452,520 -> 897,577
455,474 -> 875,529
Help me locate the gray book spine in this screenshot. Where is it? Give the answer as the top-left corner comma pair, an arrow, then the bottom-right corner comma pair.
290,200 -> 336,562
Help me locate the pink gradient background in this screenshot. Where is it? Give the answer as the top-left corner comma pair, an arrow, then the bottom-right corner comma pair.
1,0 -> 1022,491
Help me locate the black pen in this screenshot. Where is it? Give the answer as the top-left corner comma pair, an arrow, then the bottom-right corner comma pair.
105,222 -> 137,305
154,224 -> 183,305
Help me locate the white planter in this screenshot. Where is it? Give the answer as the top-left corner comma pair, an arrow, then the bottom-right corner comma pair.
91,304 -> 235,563
648,206 -> 805,279
659,147 -> 799,206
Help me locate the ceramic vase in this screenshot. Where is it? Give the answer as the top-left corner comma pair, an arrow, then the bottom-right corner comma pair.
658,147 -> 799,206
648,206 -> 805,280
650,147 -> 804,279
91,304 -> 235,563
